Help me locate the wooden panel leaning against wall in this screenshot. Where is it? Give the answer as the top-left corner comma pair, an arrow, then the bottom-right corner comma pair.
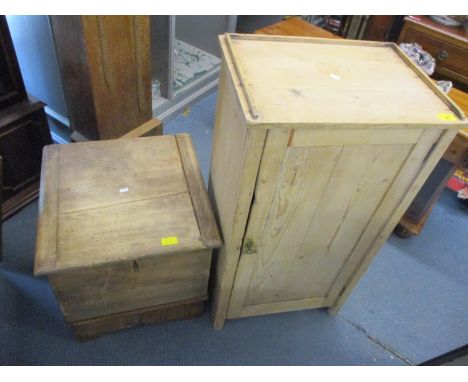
50,16 -> 158,141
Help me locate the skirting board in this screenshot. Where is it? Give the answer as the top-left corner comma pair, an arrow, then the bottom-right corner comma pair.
153,72 -> 219,124
44,106 -> 70,127
44,106 -> 71,144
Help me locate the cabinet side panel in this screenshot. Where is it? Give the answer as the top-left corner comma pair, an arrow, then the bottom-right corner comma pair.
208,63 -> 267,329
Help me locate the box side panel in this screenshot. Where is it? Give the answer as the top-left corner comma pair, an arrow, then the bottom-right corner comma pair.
49,249 -> 212,322
34,144 -> 59,275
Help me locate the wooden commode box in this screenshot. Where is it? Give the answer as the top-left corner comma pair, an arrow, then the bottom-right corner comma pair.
210,34 -> 467,329
34,134 -> 221,339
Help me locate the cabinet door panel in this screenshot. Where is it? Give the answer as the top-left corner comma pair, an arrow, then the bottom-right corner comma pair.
0,16 -> 27,109
0,112 -> 47,198
228,128 -> 419,318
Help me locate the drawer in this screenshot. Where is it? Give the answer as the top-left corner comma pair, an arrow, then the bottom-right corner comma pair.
400,28 -> 468,84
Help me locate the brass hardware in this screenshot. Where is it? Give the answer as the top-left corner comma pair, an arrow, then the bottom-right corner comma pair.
242,239 -> 257,254
437,50 -> 448,62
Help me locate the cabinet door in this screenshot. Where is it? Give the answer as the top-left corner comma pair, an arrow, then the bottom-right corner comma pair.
0,109 -> 50,201
0,16 -> 27,110
227,127 -> 438,319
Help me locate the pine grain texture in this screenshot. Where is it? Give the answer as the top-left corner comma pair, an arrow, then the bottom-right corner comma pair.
34,135 -> 220,337
210,34 -> 468,329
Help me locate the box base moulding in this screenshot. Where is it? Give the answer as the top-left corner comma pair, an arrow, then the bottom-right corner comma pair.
69,296 -> 207,340
2,181 -> 39,220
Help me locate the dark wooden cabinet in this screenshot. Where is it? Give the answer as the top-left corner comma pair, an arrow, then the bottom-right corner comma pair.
0,16 -> 27,110
0,17 -> 52,220
395,18 -> 468,237
0,156 -> 3,260
0,98 -> 52,219
398,16 -> 468,88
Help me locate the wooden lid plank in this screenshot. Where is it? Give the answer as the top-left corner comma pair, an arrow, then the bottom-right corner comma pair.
176,133 -> 222,249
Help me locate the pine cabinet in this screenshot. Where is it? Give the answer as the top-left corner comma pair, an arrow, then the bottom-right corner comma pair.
209,34 -> 467,329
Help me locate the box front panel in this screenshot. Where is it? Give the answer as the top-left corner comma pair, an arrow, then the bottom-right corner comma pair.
50,250 -> 211,322
228,127 -> 435,319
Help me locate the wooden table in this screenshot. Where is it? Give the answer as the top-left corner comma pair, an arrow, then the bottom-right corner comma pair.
254,17 -> 340,39
256,17 -> 468,238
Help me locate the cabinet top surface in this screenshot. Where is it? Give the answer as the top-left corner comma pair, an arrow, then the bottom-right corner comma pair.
221,34 -> 467,127
35,135 -> 217,275
405,16 -> 468,42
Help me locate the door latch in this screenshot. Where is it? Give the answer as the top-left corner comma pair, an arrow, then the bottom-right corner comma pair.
242,239 -> 257,255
